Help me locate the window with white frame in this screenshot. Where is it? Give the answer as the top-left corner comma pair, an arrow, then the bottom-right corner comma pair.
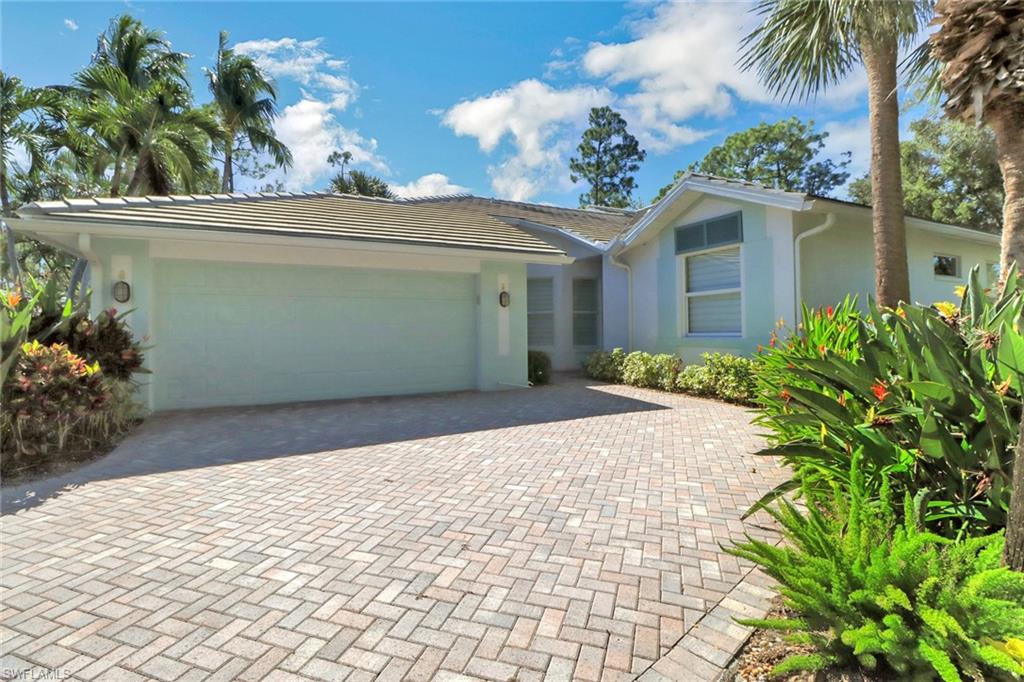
933,254 -> 960,278
573,278 -> 599,347
986,262 -> 1001,287
527,278 -> 554,347
677,213 -> 743,336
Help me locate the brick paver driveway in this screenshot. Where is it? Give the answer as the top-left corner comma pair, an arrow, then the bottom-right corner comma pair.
1,377 -> 783,681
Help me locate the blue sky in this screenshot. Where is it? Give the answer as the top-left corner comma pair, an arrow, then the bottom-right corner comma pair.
2,1 -> 879,206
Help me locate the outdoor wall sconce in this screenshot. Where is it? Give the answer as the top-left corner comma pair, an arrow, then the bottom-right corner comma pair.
112,280 -> 131,303
498,290 -> 510,307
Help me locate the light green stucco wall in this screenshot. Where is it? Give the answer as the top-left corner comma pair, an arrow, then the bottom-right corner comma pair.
627,196 -> 782,364
799,214 -> 1000,312
88,238 -> 531,410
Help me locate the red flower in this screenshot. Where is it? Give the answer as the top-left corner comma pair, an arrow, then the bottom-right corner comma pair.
780,389 -> 792,403
819,344 -> 827,356
826,305 -> 834,318
871,381 -> 889,402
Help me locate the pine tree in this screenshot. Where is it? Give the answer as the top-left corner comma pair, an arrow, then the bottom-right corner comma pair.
569,107 -> 646,209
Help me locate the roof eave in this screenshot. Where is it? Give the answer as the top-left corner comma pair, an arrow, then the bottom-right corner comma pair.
8,215 -> 574,265
615,173 -> 812,253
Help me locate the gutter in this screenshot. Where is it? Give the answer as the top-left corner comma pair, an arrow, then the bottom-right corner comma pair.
794,212 -> 836,322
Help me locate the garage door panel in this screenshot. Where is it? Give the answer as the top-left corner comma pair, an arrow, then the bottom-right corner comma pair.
153,260 -> 478,410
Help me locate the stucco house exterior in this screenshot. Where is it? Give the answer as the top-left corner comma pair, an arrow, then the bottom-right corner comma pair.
11,173 -> 1000,411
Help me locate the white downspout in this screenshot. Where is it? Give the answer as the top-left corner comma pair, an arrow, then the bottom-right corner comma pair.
608,244 -> 633,351
793,212 -> 836,322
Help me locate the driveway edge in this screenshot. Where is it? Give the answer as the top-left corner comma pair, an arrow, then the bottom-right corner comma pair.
635,564 -> 777,681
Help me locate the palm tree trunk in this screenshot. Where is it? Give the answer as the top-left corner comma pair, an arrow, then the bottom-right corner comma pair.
125,154 -> 148,196
860,37 -> 910,308
221,141 -> 233,194
992,106 -> 1024,571
0,167 -> 10,216
110,152 -> 125,198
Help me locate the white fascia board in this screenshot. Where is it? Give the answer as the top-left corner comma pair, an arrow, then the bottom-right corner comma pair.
493,216 -> 603,254
616,175 -> 812,253
807,199 -> 1000,246
8,216 -> 574,266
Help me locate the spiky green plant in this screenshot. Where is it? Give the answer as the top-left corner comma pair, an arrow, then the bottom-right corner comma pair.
729,455 -> 1024,680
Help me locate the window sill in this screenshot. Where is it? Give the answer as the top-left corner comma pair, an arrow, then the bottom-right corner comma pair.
684,333 -> 743,339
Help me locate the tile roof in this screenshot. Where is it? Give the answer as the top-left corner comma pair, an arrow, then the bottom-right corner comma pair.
401,196 -> 643,244
15,192 -> 568,256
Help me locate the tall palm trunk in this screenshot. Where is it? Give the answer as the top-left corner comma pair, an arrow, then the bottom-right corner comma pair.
110,150 -> 125,198
993,105 -> 1024,571
860,36 -> 911,308
221,137 -> 234,193
0,167 -> 10,216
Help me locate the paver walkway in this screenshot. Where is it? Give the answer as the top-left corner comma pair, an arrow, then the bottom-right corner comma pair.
1,377 -> 784,681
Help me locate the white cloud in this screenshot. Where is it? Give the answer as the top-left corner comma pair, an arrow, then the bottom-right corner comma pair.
271,99 -> 387,191
582,1 -> 864,152
391,173 -> 470,198
443,79 -> 613,201
63,18 -> 78,31
822,117 -> 870,193
233,37 -> 384,190
233,37 -> 358,108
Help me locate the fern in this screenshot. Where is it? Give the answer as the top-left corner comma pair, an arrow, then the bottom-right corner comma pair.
727,453 -> 1024,680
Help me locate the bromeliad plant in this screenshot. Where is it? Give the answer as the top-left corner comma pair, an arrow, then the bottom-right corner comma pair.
753,267 -> 1022,536
728,455 -> 1024,681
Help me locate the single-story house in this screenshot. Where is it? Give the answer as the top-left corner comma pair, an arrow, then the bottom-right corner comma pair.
11,173 -> 1000,411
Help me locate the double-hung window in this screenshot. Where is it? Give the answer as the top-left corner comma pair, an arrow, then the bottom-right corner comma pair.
573,278 -> 599,347
527,278 -> 555,347
677,213 -> 743,336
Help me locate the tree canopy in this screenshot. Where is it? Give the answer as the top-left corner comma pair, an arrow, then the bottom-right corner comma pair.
569,106 -> 646,209
327,152 -> 393,198
848,117 -> 1004,232
654,117 -> 851,202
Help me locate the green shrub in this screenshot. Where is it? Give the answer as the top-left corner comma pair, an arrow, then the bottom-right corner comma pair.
675,353 -> 757,404
527,350 -> 551,385
32,308 -> 145,380
1,341 -> 140,474
729,456 -> 1024,681
584,347 -> 626,382
751,269 -> 1019,536
621,351 -> 659,388
652,353 -> 680,391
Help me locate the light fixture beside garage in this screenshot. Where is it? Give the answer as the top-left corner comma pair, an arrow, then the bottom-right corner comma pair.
112,280 -> 131,303
498,289 -> 510,307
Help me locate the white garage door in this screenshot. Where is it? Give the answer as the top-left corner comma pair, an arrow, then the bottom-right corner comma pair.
152,259 -> 478,410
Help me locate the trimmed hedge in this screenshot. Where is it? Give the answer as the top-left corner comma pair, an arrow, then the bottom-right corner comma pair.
585,348 -> 756,405
527,350 -> 552,385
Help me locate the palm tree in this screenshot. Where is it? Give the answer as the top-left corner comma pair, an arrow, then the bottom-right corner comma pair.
329,169 -> 394,198
929,0 -> 1024,571
205,31 -> 291,193
92,14 -> 187,90
740,0 -> 932,308
0,72 -> 61,215
73,64 -> 220,196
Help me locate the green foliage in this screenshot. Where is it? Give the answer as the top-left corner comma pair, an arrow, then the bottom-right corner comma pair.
751,272 -> 1019,535
654,117 -> 851,201
329,169 -> 394,198
527,350 -> 551,386
848,117 -> 1003,232
569,106 -> 646,208
32,307 -> 146,380
2,341 -> 104,463
621,351 -> 662,388
206,30 -> 291,193
728,456 -> 1024,681
677,352 -> 758,404
584,347 -> 627,383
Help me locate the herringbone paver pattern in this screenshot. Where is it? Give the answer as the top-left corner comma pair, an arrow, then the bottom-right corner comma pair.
1,378 -> 783,681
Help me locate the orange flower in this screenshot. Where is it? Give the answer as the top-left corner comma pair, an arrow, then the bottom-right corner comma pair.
838,393 -> 847,407
819,344 -> 827,356
780,389 -> 792,403
5,291 -> 22,308
871,381 -> 889,402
